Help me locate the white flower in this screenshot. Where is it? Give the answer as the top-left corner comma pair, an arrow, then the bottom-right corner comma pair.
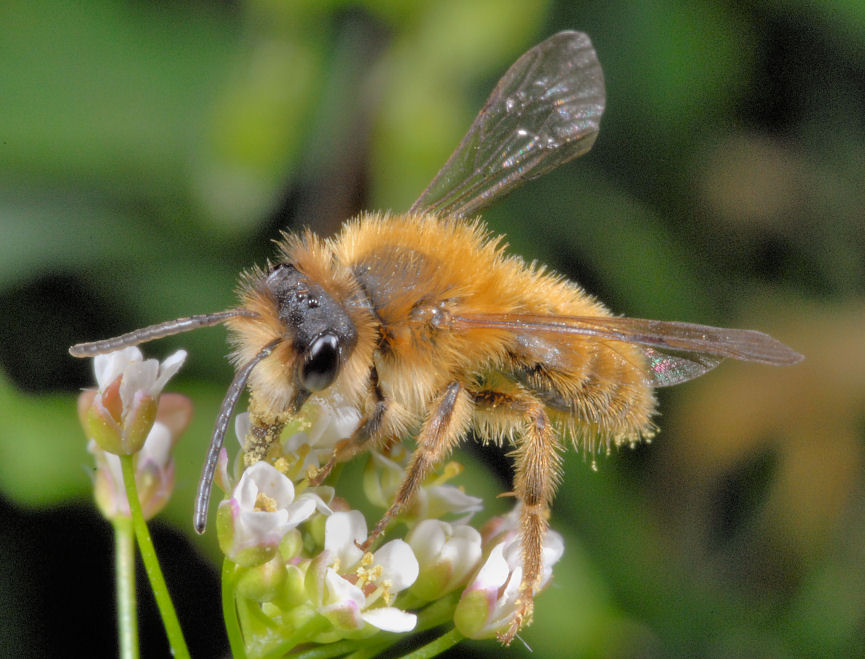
365,451 -> 483,521
93,346 -> 186,406
217,462 -> 331,566
406,519 -> 483,601
282,399 -> 362,472
85,347 -> 187,455
311,510 -> 419,633
454,512 -> 565,640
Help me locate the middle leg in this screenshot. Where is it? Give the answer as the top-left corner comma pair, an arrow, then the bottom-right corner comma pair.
360,381 -> 472,549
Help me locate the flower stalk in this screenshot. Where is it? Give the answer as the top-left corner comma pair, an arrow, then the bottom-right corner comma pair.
80,348 -> 193,657
222,559 -> 248,658
401,627 -> 464,659
112,515 -> 138,659
119,454 -> 191,659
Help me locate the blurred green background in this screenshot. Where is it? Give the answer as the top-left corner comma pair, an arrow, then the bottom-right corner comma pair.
2,0 -> 863,656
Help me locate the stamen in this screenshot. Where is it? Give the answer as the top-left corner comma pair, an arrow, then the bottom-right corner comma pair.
431,461 -> 463,485
254,491 -> 278,513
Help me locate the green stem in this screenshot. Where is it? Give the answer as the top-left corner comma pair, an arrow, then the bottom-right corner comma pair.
222,560 -> 247,659
346,640 -> 401,659
413,593 -> 461,632
256,615 -> 330,659
289,640 -> 358,659
399,627 -> 464,659
119,455 -> 190,659
113,516 -> 139,659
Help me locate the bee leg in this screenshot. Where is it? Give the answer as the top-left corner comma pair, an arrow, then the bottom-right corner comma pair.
473,387 -> 561,645
502,399 -> 561,645
308,399 -> 387,485
309,367 -> 388,486
242,390 -> 290,468
359,381 -> 471,550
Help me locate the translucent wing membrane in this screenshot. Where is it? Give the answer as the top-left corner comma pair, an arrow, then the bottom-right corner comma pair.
410,31 -> 605,218
641,348 -> 723,387
448,312 -> 803,387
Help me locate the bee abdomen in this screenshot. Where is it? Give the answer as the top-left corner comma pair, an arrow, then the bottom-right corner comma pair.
508,342 -> 656,441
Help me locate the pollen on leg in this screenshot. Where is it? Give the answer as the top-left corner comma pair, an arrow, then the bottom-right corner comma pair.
499,595 -> 534,645
504,397 -> 562,643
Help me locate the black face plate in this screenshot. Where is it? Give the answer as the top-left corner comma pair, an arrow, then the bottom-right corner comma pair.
264,263 -> 358,386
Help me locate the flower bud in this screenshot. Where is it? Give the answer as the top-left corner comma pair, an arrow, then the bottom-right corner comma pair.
235,555 -> 288,602
87,393 -> 192,521
276,563 -> 308,609
279,528 -> 304,562
83,348 -> 186,455
406,519 -> 482,601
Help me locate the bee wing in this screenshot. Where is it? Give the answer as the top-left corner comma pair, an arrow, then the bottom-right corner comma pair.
409,31 -> 605,219
449,312 -> 803,387
639,348 -> 724,388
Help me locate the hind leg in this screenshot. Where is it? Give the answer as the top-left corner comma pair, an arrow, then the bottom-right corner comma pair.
473,387 -> 563,645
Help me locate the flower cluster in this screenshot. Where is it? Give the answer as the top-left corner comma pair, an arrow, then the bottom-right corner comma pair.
76,348 -> 567,656
79,347 -> 192,520
217,398 -> 566,656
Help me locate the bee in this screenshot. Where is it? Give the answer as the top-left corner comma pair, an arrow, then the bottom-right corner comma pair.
70,31 -> 803,643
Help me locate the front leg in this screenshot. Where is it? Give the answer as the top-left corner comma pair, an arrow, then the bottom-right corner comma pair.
308,366 -> 388,485
359,381 -> 472,549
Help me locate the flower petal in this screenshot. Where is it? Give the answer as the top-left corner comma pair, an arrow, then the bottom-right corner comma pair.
373,540 -> 419,592
320,568 -> 365,630
324,510 -> 367,569
241,461 -> 296,508
94,347 -> 142,390
152,350 -> 187,393
424,484 -> 484,518
407,519 -> 448,565
361,607 -> 417,632
138,422 -> 173,466
471,543 -> 510,591
234,413 -> 250,449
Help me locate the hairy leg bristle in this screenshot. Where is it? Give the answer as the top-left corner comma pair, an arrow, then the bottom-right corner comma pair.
360,382 -> 469,550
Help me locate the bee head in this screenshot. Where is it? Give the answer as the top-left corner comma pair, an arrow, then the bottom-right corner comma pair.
261,262 -> 358,411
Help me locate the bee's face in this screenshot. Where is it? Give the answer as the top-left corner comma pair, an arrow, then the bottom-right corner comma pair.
263,263 -> 358,410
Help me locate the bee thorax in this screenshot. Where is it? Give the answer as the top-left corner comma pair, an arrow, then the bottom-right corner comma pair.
410,302 -> 452,330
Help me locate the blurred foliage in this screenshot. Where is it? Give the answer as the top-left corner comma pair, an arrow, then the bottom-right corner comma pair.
1,0 -> 863,656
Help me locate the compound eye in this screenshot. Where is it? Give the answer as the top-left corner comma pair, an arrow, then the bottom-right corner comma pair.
300,333 -> 340,391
